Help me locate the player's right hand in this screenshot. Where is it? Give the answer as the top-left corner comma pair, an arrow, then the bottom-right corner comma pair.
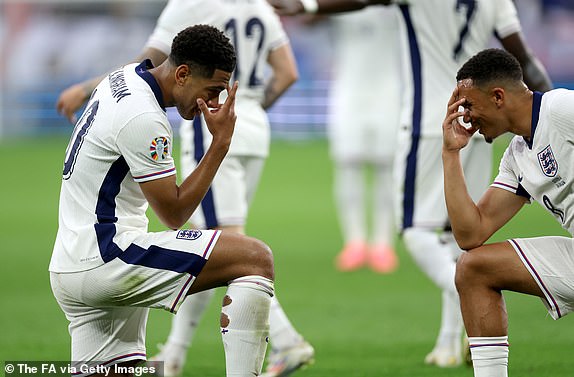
56,84 -> 90,124
198,81 -> 239,147
442,87 -> 476,153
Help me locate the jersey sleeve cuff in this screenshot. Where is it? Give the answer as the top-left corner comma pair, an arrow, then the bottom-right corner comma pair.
133,167 -> 176,182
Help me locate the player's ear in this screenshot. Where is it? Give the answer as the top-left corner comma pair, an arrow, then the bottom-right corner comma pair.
175,64 -> 190,86
492,87 -> 504,108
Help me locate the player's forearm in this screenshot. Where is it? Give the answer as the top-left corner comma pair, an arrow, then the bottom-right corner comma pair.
314,0 -> 390,14
262,44 -> 298,109
172,141 -> 231,228
262,70 -> 298,110
80,76 -> 105,100
57,75 -> 105,123
141,139 -> 230,230
160,83 -> 237,229
271,0 -> 388,15
314,0 -> 371,13
521,56 -> 553,93
442,149 -> 484,250
262,71 -> 297,110
500,33 -> 552,92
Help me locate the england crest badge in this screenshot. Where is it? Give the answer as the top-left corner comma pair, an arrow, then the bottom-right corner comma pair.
176,229 -> 202,240
537,145 -> 558,177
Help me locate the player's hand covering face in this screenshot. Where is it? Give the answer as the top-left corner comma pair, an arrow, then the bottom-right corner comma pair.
199,81 -> 239,146
442,86 -> 478,152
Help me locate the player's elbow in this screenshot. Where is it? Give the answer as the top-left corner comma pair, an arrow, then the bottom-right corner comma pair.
452,231 -> 486,251
162,219 -> 185,231
157,211 -> 190,231
286,68 -> 299,87
276,69 -> 298,93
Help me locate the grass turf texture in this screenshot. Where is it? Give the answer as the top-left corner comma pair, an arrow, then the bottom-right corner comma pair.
1,136 -> 572,376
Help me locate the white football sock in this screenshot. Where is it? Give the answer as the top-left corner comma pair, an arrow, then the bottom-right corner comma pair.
404,228 -> 463,354
403,228 -> 457,294
334,162 -> 366,243
221,275 -> 274,376
167,288 -> 216,348
372,163 -> 395,246
469,336 -> 509,377
268,295 -> 303,351
434,290 -> 463,351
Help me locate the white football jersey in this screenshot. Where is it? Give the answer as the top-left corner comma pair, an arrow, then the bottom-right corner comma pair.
50,61 -> 176,272
395,0 -> 521,136
146,0 -> 290,156
493,89 -> 574,235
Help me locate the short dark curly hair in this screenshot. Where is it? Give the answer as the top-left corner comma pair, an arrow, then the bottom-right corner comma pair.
456,48 -> 523,87
169,24 -> 236,79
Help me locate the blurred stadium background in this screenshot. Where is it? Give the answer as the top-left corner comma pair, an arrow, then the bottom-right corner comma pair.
2,0 -> 573,139
1,1 -> 574,376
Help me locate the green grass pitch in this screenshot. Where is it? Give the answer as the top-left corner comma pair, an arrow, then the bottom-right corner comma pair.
1,136 -> 572,376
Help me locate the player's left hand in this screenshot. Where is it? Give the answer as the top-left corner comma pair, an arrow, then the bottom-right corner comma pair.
267,0 -> 305,16
442,87 -> 477,152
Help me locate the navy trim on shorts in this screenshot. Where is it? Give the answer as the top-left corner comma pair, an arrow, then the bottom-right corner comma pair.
399,4 -> 423,230
119,244 -> 207,275
510,239 -> 562,318
192,116 -> 219,228
94,157 -> 207,274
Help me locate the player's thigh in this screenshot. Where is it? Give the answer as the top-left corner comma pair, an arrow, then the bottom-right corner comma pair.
458,241 -> 543,295
509,236 -> 574,319
49,229 -> 224,364
50,272 -> 149,367
189,231 -> 274,294
55,230 -> 221,310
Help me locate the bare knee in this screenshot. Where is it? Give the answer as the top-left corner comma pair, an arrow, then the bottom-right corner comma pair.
455,248 -> 485,293
188,234 -> 274,295
244,237 -> 274,280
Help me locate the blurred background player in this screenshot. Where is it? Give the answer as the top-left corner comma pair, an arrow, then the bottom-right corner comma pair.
270,0 -> 552,367
145,1 -> 314,376
56,1 -> 314,376
326,6 -> 402,273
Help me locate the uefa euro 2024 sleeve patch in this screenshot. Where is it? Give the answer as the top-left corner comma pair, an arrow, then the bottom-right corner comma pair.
176,229 -> 202,240
150,136 -> 170,161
